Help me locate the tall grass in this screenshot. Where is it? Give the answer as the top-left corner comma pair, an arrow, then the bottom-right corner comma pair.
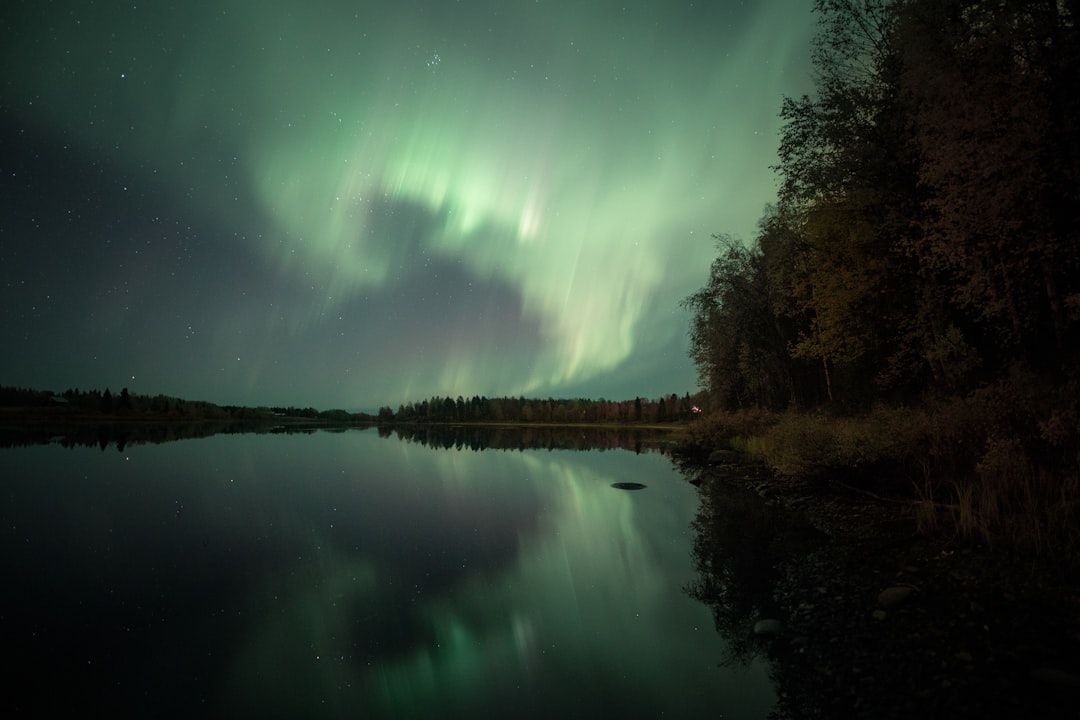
951,437 -> 1080,557
690,376 -> 1080,561
683,407 -> 778,453
752,405 -> 919,479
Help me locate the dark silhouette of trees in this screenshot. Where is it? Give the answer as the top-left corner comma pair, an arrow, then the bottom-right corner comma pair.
683,0 -> 1080,547
895,0 -> 1080,367
382,393 -> 699,425
683,232 -> 796,410
687,0 -> 1080,412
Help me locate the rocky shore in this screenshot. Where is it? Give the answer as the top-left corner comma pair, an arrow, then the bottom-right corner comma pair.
686,450 -> 1080,719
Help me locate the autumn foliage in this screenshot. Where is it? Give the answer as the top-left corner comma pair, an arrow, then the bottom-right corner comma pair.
686,0 -> 1080,554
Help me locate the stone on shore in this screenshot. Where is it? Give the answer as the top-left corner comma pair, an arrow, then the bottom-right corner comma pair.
753,618 -> 785,637
877,585 -> 917,609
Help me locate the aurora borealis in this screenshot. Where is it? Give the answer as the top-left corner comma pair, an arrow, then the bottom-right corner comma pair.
1,0 -> 814,408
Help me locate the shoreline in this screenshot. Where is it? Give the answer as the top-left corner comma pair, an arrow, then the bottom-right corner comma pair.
683,451 -> 1080,718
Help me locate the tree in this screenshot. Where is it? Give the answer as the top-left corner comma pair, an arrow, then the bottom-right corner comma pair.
683,234 -> 793,410
769,0 -> 941,404
895,0 -> 1080,368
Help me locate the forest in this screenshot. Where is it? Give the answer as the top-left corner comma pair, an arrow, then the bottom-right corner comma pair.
0,384 -> 335,422
379,393 -> 699,424
0,385 -> 698,427
683,0 -> 1080,555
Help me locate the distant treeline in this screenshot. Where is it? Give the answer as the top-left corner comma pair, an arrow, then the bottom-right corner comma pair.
377,393 -> 703,425
0,385 -> 375,423
1,385 -> 702,428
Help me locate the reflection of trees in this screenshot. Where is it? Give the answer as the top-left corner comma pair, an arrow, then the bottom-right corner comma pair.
386,424 -> 679,453
0,421 -> 323,451
684,466 -> 827,667
0,421 -> 682,454
686,475 -> 786,665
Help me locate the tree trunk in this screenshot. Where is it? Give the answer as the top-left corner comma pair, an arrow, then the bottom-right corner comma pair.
822,355 -> 833,403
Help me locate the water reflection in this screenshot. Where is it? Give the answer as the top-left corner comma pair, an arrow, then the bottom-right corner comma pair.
0,428 -> 776,718
385,423 -> 679,453
0,418 -> 324,451
686,471 -> 792,665
680,459 -> 828,667
0,420 -> 678,455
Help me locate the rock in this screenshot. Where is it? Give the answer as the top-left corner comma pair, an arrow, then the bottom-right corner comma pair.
1029,667 -> 1080,690
707,450 -> 735,464
877,585 -> 917,609
753,618 -> 785,637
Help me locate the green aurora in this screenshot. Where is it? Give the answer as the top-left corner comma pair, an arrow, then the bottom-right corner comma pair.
1,0 -> 814,407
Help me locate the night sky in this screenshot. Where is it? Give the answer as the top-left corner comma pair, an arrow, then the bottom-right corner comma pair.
1,0 -> 814,410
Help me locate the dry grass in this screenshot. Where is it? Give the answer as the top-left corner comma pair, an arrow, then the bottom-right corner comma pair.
946,440 -> 1080,556
695,377 -> 1080,560
751,404 -> 919,478
684,407 -> 778,451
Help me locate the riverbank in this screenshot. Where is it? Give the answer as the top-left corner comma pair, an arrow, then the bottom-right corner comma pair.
682,450 -> 1080,719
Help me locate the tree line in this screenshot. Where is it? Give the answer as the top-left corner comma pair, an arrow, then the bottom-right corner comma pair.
0,385 -> 356,422
2,385 -> 702,427
686,0 -> 1078,416
379,393 -> 702,425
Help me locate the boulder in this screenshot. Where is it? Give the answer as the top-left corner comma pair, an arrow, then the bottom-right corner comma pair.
877,585 -> 917,609
753,618 -> 785,637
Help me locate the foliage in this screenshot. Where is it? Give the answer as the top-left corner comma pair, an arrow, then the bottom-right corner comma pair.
896,0 -> 1080,357
684,0 -> 1080,554
683,407 -> 779,452
682,232 -> 795,410
0,385 -> 376,424
387,392 -> 702,425
689,0 -> 1080,404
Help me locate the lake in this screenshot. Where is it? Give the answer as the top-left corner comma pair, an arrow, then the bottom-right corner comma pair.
1,427 -> 775,718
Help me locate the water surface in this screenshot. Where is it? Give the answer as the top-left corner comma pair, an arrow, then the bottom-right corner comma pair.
1,428 -> 774,718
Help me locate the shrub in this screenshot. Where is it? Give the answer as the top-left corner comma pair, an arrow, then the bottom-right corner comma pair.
684,408 -> 778,451
691,367 -> 1080,559
753,405 -> 919,479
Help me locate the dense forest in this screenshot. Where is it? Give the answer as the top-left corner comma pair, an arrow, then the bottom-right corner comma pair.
684,0 -> 1080,554
0,384 -> 341,422
378,393 -> 699,424
0,385 -> 699,427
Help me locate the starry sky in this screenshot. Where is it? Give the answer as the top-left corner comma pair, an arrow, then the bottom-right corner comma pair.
1,0 -> 814,410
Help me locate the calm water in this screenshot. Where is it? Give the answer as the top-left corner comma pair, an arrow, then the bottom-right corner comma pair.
1,428 -> 774,718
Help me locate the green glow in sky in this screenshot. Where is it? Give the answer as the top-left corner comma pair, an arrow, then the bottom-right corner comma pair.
1,0 -> 814,406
